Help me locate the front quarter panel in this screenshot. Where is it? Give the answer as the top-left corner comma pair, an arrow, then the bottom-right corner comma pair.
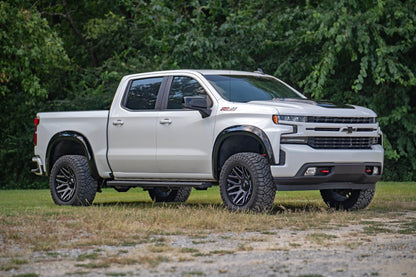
213,101 -> 293,164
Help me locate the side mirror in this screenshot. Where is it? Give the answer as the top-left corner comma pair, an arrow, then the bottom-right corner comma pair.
183,96 -> 212,118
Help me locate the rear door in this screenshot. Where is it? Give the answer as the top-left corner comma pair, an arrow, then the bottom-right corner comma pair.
156,76 -> 216,179
107,76 -> 166,179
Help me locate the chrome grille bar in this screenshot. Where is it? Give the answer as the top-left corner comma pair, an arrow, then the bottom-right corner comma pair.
307,117 -> 375,124
307,137 -> 377,149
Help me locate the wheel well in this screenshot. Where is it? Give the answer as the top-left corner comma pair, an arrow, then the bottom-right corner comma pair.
49,141 -> 85,173
46,132 -> 99,180
216,134 -> 266,178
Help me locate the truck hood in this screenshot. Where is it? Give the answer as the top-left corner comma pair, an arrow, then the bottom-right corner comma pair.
249,98 -> 377,117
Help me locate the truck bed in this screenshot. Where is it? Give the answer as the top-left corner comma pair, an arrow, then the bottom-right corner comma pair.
35,110 -> 111,178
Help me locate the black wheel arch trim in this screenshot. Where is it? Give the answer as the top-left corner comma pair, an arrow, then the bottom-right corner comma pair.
46,131 -> 99,179
212,125 -> 275,179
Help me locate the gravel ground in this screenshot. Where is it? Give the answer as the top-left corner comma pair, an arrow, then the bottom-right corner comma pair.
2,211 -> 416,277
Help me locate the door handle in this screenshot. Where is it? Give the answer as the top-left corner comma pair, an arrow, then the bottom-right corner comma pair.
159,118 -> 172,125
112,120 -> 124,126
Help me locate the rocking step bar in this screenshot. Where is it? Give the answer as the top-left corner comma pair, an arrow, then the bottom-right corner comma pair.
106,180 -> 214,190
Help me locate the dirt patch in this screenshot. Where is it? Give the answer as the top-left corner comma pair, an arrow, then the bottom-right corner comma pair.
1,211 -> 415,277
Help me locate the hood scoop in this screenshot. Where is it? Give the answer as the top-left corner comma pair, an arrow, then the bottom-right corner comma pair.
272,98 -> 355,109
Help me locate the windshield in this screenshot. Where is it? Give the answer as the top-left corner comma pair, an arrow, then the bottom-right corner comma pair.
204,75 -> 303,102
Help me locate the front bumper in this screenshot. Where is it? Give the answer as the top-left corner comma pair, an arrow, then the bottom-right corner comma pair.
274,162 -> 381,191
270,144 -> 384,191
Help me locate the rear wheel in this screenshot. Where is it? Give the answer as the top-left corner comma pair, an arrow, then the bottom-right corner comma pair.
148,187 -> 192,203
49,155 -> 97,206
320,188 -> 375,211
219,152 -> 275,212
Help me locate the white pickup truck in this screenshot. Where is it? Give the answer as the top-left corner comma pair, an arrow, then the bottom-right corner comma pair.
32,70 -> 384,211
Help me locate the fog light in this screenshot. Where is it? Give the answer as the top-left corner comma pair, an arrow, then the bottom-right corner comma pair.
281,137 -> 308,144
373,166 -> 379,175
304,167 -> 317,176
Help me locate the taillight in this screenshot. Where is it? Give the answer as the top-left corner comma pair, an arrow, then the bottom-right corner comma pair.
34,117 -> 39,146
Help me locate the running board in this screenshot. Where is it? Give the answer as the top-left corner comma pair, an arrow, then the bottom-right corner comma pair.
106,180 -> 214,190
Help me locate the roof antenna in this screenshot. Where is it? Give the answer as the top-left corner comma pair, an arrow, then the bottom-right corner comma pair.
255,68 -> 265,75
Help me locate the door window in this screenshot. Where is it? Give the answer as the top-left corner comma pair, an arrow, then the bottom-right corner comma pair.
167,76 -> 207,109
124,77 -> 163,110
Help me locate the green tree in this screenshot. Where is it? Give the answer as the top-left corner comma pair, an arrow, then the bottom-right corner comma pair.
272,0 -> 416,180
0,2 -> 70,188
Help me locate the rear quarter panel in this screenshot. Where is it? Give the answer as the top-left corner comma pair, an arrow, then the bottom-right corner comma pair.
35,110 -> 111,178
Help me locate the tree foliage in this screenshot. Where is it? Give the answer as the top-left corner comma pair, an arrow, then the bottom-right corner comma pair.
275,0 -> 416,180
0,2 -> 69,188
0,0 -> 415,188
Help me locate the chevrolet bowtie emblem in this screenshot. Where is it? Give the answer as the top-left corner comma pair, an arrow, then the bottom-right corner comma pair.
342,127 -> 356,134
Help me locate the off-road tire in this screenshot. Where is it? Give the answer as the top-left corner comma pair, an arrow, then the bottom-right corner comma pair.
148,187 -> 192,203
219,152 -> 275,212
50,155 -> 97,206
320,188 -> 375,211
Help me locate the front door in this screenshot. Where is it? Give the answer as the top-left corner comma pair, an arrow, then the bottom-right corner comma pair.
156,76 -> 216,180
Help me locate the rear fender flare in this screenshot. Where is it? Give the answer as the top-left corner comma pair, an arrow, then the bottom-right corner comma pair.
46,131 -> 98,179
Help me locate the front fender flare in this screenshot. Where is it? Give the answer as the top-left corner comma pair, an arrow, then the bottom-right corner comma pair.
212,125 -> 275,179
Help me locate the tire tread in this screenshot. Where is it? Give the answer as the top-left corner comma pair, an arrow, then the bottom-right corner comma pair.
50,155 -> 97,206
320,188 -> 375,211
219,152 -> 275,212
148,187 -> 192,203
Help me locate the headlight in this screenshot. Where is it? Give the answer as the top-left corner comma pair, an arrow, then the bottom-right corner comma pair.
278,115 -> 307,122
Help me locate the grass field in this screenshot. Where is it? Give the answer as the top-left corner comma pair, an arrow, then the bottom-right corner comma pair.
0,182 -> 415,260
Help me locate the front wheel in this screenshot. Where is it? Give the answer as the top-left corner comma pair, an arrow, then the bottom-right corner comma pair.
219,152 -> 275,212
320,188 -> 375,211
49,155 -> 97,206
148,187 -> 192,203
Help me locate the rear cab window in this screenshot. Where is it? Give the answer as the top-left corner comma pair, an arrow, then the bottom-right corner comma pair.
123,77 -> 164,110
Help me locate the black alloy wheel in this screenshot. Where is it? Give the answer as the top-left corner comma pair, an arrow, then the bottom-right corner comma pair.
225,165 -> 253,206
54,165 -> 77,202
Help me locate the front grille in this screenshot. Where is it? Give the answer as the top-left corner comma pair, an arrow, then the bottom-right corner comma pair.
307,137 -> 377,149
307,116 -> 375,124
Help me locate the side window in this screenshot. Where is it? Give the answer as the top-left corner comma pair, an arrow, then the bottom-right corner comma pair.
124,77 -> 163,110
167,76 -> 207,109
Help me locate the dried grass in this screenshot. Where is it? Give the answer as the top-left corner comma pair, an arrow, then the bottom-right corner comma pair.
0,182 -> 415,259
